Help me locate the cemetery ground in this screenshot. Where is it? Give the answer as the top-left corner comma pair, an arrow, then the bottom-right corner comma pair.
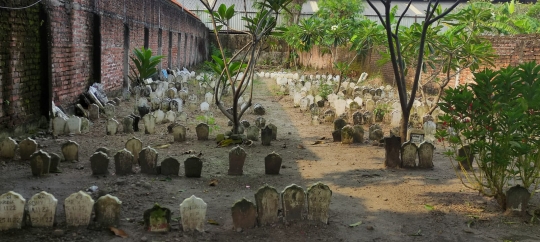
1,77 -> 540,242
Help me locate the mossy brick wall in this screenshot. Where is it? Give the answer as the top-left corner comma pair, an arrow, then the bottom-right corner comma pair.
0,0 -> 44,128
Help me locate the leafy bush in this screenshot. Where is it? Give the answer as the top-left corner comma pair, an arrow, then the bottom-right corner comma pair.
129,47 -> 165,86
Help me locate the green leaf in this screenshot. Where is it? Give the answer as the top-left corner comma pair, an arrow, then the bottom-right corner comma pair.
424,204 -> 434,211
225,5 -> 235,20
349,221 -> 363,227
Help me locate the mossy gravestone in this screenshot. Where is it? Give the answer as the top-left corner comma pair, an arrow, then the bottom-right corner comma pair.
0,191 -> 26,230
401,141 -> 418,168
264,152 -> 282,175
27,191 -> 57,227
231,198 -> 257,230
61,140 -> 79,162
228,146 -> 247,176
307,182 -> 332,224
30,150 -> 51,176
19,138 -> 38,161
49,152 -> 62,173
179,195 -> 207,232
254,185 -> 280,226
144,204 -> 171,232
64,191 -> 94,227
94,195 -> 122,228
114,149 -> 134,175
139,146 -> 159,175
281,184 -> 306,222
90,151 -> 110,175
417,141 -> 435,169
384,136 -> 401,168
0,137 -> 17,159
196,123 -> 209,140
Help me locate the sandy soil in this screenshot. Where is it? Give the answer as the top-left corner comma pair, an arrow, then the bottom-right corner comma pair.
1,77 -> 540,242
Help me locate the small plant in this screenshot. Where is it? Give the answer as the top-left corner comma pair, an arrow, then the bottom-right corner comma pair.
196,114 -> 220,134
129,47 -> 165,87
318,82 -> 333,100
373,102 -> 390,122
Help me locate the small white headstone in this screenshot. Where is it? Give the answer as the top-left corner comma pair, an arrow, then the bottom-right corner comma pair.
66,116 -> 82,134
64,191 -> 94,227
180,195 -> 207,232
53,116 -> 68,136
27,191 -> 57,227
0,191 -> 26,230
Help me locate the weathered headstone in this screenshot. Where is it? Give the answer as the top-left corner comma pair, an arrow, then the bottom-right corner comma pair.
106,118 -> 119,135
333,118 -> 347,131
306,182 -> 332,224
88,104 -> 100,121
264,152 -> 282,175
352,125 -> 364,143
123,116 -> 134,134
125,137 -> 143,164
30,150 -> 51,176
228,146 -> 247,175
64,191 -> 94,227
143,114 -> 156,134
184,156 -> 202,178
407,128 -> 425,144
95,147 -> 110,156
417,142 -> 435,168
27,191 -> 57,227
139,146 -> 159,175
114,149 -> 134,175
253,103 -> 266,115
160,157 -> 180,176
261,126 -> 272,146
179,195 -> 207,232
52,116 -> 67,136
48,152 -> 62,173
255,116 -> 266,129
353,111 -> 363,125
401,141 -> 418,168
19,138 -> 38,160
267,123 -> 277,140
90,151 -> 110,175
254,185 -> 280,226
80,118 -> 91,133
341,125 -> 354,144
506,185 -> 530,216
281,184 -> 305,222
231,198 -> 257,230
104,103 -> 115,118
172,125 -> 187,142
384,136 -> 402,168
66,116 -> 82,134
0,137 -> 17,159
61,140 -> 79,162
154,110 -> 165,124
0,191 -> 26,230
246,126 -> 259,141
196,123 -> 209,141
94,195 -> 122,228
144,204 -> 171,232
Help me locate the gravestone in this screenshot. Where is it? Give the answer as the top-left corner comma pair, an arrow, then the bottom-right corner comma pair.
458,145 -> 473,171
384,136 -> 402,168
19,138 -> 38,160
143,114 -> 156,134
123,116 -> 134,134
80,118 -> 91,133
246,126 -> 259,141
52,116 -> 67,136
143,204 -> 171,232
333,118 -> 347,131
184,156 -> 202,178
125,137 -> 143,164
228,146 -> 247,175
401,141 -> 418,168
307,182 -> 332,224
64,191 -> 94,227
114,149 -> 134,175
265,152 -> 282,175
139,146 -> 159,175
30,150 -> 51,176
408,129 -> 425,144
138,105 -> 150,118
61,140 -> 79,162
261,126 -> 272,146
95,147 -> 110,156
154,110 -> 165,124
90,152 -> 110,175
160,157 -> 180,176
331,130 -> 341,142
48,152 -> 62,173
254,185 -> 280,226
94,195 -> 122,228
172,125 -> 187,142
353,111 -> 363,125
179,195 -> 207,232
255,116 -> 266,129
88,104 -> 100,121
341,125 -> 354,144
506,185 -> 530,216
104,103 -> 115,118
66,116 -> 82,134
106,118 -> 119,135
253,103 -> 266,115
417,142 -> 435,168
165,110 -> 176,123
231,198 -> 257,230
0,137 -> 17,159
196,123 -> 209,141
353,125 -> 364,143
0,191 -> 26,230
129,114 -> 141,132
324,109 -> 336,123
363,111 -> 373,125
267,123 -> 277,140
27,191 -> 57,227
281,184 -> 306,222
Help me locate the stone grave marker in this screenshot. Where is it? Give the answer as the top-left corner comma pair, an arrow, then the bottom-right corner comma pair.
408,128 -> 425,144
95,147 -> 110,156
384,136 -> 402,168
129,114 -> 140,132
363,111 -> 373,125
229,146 -> 247,175
423,121 -> 437,143
324,109 -> 336,123
160,157 -> 180,176
264,152 -> 282,175
0,191 -> 26,230
180,195 -> 207,232
353,125 -> 364,143
114,149 -> 134,175
106,118 -> 119,135
0,137 -> 17,159
81,118 -> 91,133
104,103 -> 115,118
143,114 -> 156,134
184,156 -> 202,178
417,142 -> 435,168
88,104 -> 100,121
90,151 -> 110,175
255,116 -> 266,129
261,126 -> 272,146
139,146 -> 159,175
19,138 -> 38,160
254,185 -> 280,226
231,198 -> 257,230
123,116 -> 134,134
267,123 -> 277,140
281,184 -> 306,222
125,137 -> 143,164
172,125 -> 187,142
353,111 -> 363,125
253,103 -> 265,115
246,126 -> 259,141
30,150 -> 51,176
341,125 -> 354,144
67,116 -> 82,134
165,110 -> 176,123
154,110 -> 165,124
64,191 -> 94,227
61,140 -> 79,162
506,185 -> 530,216
401,141 -> 418,168
52,116 -> 67,136
27,191 -> 57,227
94,195 -> 122,228
196,123 -> 210,140
48,152 -> 62,173
144,204 -> 171,232
307,182 -> 332,224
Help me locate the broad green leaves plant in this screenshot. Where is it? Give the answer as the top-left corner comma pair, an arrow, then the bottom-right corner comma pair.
129,47 -> 165,86
437,61 -> 540,210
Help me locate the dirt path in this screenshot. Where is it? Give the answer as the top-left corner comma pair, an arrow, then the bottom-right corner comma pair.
1,77 -> 539,242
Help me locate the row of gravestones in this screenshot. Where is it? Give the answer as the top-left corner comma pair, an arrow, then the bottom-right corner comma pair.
0,182 -> 332,232
384,136 -> 435,169
0,138 -> 79,164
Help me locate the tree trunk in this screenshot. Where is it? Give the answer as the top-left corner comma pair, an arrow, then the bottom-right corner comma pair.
399,110 -> 410,143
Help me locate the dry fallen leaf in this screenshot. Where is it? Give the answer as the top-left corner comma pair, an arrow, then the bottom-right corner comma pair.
153,144 -> 170,149
110,227 -> 128,238
207,219 -> 220,225
209,179 -> 218,186
297,144 -> 305,149
311,140 -> 324,145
